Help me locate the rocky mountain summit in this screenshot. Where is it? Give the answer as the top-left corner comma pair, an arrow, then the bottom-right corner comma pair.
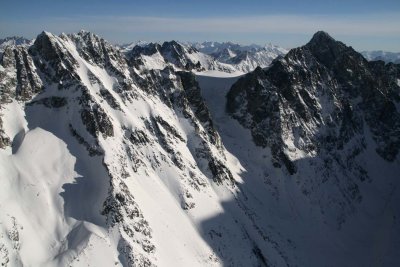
0,30 -> 399,267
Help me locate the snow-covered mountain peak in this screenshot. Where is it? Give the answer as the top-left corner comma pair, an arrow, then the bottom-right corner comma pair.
302,30 -> 367,71
309,30 -> 334,42
160,40 -> 200,60
306,31 -> 346,49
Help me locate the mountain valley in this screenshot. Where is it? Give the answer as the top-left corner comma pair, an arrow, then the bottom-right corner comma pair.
0,30 -> 399,267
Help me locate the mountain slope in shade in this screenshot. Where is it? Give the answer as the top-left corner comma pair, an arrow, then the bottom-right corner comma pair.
224,31 -> 400,265
0,30 -> 399,267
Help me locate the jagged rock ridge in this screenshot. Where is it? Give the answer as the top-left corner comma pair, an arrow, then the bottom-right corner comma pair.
227,30 -> 400,231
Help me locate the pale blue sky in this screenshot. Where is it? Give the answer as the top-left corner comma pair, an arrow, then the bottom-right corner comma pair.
1,0 -> 399,51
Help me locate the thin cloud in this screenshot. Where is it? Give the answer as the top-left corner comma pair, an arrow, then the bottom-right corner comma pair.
45,13 -> 400,36
2,13 -> 400,35
1,13 -> 399,51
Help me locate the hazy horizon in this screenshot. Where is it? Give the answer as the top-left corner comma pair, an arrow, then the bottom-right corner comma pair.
1,0 -> 399,52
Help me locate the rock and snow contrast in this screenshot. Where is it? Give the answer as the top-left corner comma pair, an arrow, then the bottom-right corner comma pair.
0,30 -> 399,267
125,40 -> 237,73
124,40 -> 287,74
0,37 -> 32,58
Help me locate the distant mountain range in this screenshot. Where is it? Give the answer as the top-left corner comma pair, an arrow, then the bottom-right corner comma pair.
121,40 -> 288,73
0,36 -> 31,57
1,36 -> 288,74
2,36 -> 398,72
361,50 -> 400,64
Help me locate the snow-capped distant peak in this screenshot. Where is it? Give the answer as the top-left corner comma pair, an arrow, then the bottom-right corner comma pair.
0,36 -> 32,56
361,50 -> 400,64
119,40 -> 152,53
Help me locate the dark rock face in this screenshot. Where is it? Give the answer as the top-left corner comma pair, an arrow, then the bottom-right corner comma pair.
127,43 -> 163,69
0,41 -> 44,150
160,41 -> 204,71
130,43 -> 162,58
176,71 -> 234,185
102,175 -> 155,267
0,117 -> 10,149
227,31 -> 400,172
177,71 -> 221,147
68,31 -> 130,80
304,32 -> 400,161
30,32 -> 80,84
69,124 -> 104,156
162,40 -> 198,57
1,46 -> 43,101
80,89 -> 114,138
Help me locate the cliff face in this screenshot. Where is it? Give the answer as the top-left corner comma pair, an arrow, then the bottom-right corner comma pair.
228,31 -> 400,170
